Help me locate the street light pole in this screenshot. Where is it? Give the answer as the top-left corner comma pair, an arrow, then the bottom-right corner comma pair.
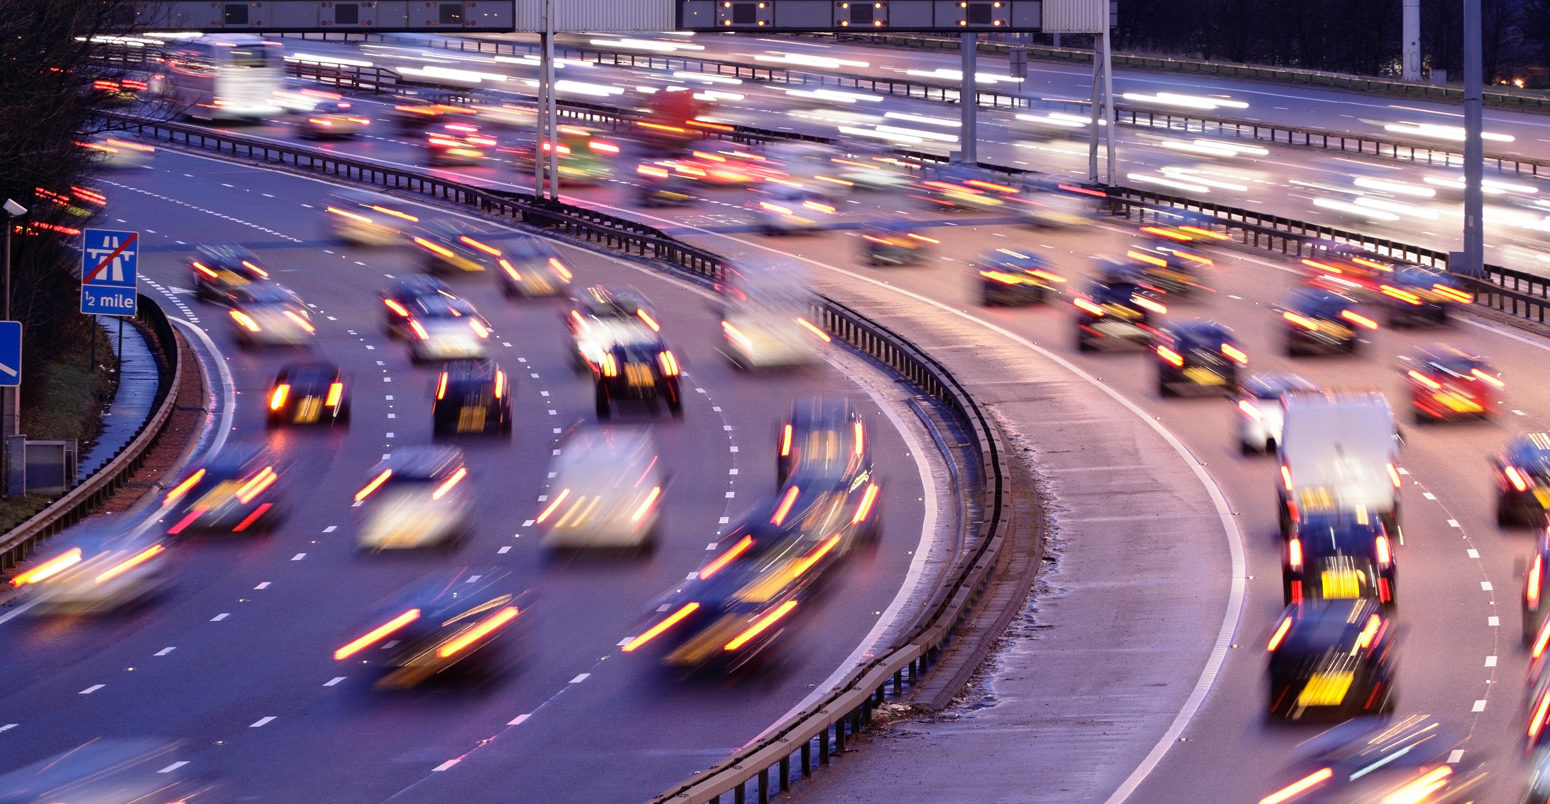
1,198 -> 26,495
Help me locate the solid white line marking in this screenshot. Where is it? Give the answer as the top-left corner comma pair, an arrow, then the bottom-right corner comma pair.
1467,549 -> 1479,558
158,761 -> 189,774
433,759 -> 459,772
569,674 -> 590,684
292,553 -> 306,561
155,647 -> 176,656
509,714 -> 531,726
79,684 -> 105,695
1486,656 -> 1498,667
1482,581 -> 1493,591
211,613 -> 230,622
1471,700 -> 1486,712
1489,616 -> 1501,626
1447,749 -> 1464,764
250,716 -> 276,728
325,677 -> 346,687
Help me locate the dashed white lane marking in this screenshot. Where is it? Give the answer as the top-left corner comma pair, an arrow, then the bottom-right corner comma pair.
80,684 -> 105,695
376,360 -> 385,366
706,542 -> 718,550
159,761 -> 189,774
617,637 -> 633,647
324,677 -> 346,687
1447,519 -> 1460,528
211,613 -> 230,622
387,413 -> 396,419
522,519 -> 535,527
433,759 -> 460,772
155,647 -> 176,656
1489,616 -> 1501,626
729,446 -> 739,453
718,516 -> 730,524
1514,409 -> 1527,416
250,716 -> 276,728
725,491 -> 735,498
0,724 -> 14,733
385,395 -> 394,401
1422,492 -> 1436,500
323,525 -> 337,533
255,581 -> 271,590
1486,656 -> 1498,667
497,546 -> 511,554
1471,700 -> 1486,713
569,673 -> 590,684
292,553 -> 306,561
722,424 -> 734,431
383,376 -> 391,382
386,432 -> 395,439
1467,549 -> 1479,558
1447,749 -> 1465,764
509,714 -> 531,726
1482,581 -> 1493,591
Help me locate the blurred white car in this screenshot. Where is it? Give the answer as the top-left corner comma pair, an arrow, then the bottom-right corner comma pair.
14,523 -> 169,614
354,447 -> 473,551
718,258 -> 827,370
1236,372 -> 1320,455
79,132 -> 155,170
227,283 -> 316,348
539,428 -> 664,550
404,295 -> 491,364
749,182 -> 837,235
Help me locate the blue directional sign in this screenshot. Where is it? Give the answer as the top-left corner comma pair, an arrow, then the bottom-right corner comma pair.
0,322 -> 19,388
81,228 -> 139,316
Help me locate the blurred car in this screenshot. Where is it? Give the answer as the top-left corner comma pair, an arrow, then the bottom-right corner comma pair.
410,219 -> 505,275
354,446 -> 473,551
621,473 -> 881,673
227,283 -> 315,348
164,443 -> 284,535
682,147 -> 773,186
1154,319 -> 1247,397
1137,212 -> 1230,249
390,88 -> 477,132
1277,286 -> 1378,356
0,739 -> 217,802
9,522 -> 169,614
433,360 -> 512,437
749,182 -> 838,235
495,234 -> 573,298
776,396 -> 868,488
1398,343 -> 1504,424
1266,597 -> 1396,720
1257,714 -> 1488,803
1282,509 -> 1397,607
395,294 -> 492,364
188,244 -> 270,305
1072,258 -> 1167,352
78,131 -> 155,169
1374,264 -> 1472,327
634,160 -> 701,207
1019,185 -> 1099,228
718,260 -> 826,371
1127,240 -> 1214,299
1495,432 -> 1550,527
1524,527 -> 1550,643
566,284 -> 660,370
381,273 -> 454,333
1236,372 -> 1319,455
333,567 -> 525,689
426,122 -> 497,165
974,248 -> 1067,306
325,189 -> 421,246
827,151 -> 917,191
266,361 -> 349,428
298,98 -> 370,139
538,427 -> 665,551
859,221 -> 937,267
593,337 -> 684,419
538,125 -> 620,186
911,166 -> 1026,215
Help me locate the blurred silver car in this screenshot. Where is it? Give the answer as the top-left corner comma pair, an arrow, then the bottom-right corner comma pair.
719,260 -> 826,370
539,428 -> 665,551
354,447 -> 474,551
749,182 -> 838,235
404,295 -> 491,364
227,283 -> 315,348
1236,373 -> 1319,455
12,522 -> 169,614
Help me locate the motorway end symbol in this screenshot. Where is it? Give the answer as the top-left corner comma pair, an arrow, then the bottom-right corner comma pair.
0,322 -> 20,388
81,228 -> 139,317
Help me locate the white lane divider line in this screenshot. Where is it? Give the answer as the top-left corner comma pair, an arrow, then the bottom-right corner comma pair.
155,647 -> 176,656
729,445 -> 739,453
719,516 -> 730,524
79,684 -> 105,695
706,542 -> 718,550
0,724 -> 14,733
1447,519 -> 1460,528
292,553 -> 306,561
1471,700 -> 1486,713
1422,492 -> 1436,500
1489,616 -> 1501,626
569,673 -> 590,684
250,716 -> 276,728
1482,581 -> 1493,591
729,468 -> 739,475
433,759 -> 460,772
385,395 -> 394,401
1486,656 -> 1498,667
1447,749 -> 1465,764
323,526 -> 336,533
1467,549 -> 1479,558
324,677 -> 346,687
497,545 -> 511,554
255,582 -> 271,590
509,714 -> 531,726
211,613 -> 230,622
725,491 -> 735,498
387,413 -> 396,419
158,761 -> 189,774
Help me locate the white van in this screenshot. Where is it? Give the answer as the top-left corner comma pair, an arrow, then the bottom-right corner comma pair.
1276,390 -> 1404,538
539,428 -> 664,551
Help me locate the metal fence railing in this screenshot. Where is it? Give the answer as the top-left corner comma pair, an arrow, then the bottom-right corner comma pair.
0,296 -> 183,569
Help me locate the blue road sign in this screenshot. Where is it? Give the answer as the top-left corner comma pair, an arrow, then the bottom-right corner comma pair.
0,322 -> 20,388
81,228 -> 139,316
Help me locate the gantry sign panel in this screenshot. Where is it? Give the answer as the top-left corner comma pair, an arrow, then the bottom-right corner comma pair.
107,2 -> 516,33
677,0 -> 1045,32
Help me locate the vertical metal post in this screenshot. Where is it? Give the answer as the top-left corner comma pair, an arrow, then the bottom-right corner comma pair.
534,29 -> 548,197
116,317 -> 124,365
1101,31 -> 1116,186
1461,0 -> 1485,277
1,211 -> 15,496
958,33 -> 977,164
544,0 -> 560,200
1087,41 -> 1102,183
1402,0 -> 1421,82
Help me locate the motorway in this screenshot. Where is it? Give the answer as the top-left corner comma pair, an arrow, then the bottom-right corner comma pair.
0,149 -> 945,801
12,29 -> 1550,802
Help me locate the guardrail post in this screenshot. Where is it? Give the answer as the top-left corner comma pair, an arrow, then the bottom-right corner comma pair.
779,756 -> 790,792
801,741 -> 811,778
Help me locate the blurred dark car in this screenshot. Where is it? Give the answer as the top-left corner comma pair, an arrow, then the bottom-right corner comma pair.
635,160 -> 700,207
298,98 -> 370,139
1495,432 -> 1550,527
1127,239 -> 1213,299
859,221 -> 937,267
390,88 -> 477,132
1375,264 -> 1472,327
1266,597 -> 1396,720
1153,319 -> 1247,397
267,361 -> 349,428
9,521 -> 169,614
325,189 -> 421,247
1282,509 -> 1397,607
496,234 -> 574,298
1398,343 -> 1505,424
164,444 -> 284,536
1524,527 -> 1550,644
1277,286 -> 1378,356
381,274 -> 454,333
333,567 -> 527,689
593,337 -> 683,419
410,219 -> 504,275
1257,714 -> 1487,802
1072,258 -> 1167,352
189,244 -> 270,305
776,396 -> 868,488
973,248 -> 1067,306
433,360 -> 512,437
0,739 -> 217,801
425,122 -> 497,165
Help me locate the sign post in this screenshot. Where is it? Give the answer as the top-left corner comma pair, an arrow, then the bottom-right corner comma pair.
81,228 -> 139,316
0,321 -> 19,495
